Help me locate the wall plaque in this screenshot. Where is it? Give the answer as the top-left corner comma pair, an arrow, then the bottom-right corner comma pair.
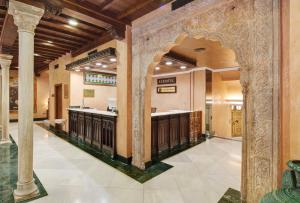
83,89 -> 95,98
84,72 -> 116,86
157,86 -> 177,94
157,77 -> 176,85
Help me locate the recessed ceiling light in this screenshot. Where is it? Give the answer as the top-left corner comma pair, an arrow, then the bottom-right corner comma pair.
75,69 -> 80,72
165,61 -> 173,66
102,64 -> 108,68
84,66 -> 90,70
96,62 -> 102,66
34,53 -> 40,56
110,58 -> 117,62
155,66 -> 160,70
68,19 -> 78,26
47,40 -> 53,44
43,42 -> 54,46
194,48 -> 206,53
180,65 -> 187,70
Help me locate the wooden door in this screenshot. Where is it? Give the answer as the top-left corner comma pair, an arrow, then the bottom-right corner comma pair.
231,108 -> 242,137
55,84 -> 63,119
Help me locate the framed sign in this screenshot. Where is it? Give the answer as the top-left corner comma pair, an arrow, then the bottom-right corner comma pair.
157,86 -> 177,94
157,77 -> 176,85
84,72 -> 116,86
83,89 -> 95,98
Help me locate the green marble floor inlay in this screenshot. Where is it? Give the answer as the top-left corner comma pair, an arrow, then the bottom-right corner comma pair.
36,123 -> 173,183
0,136 -> 47,203
218,188 -> 242,203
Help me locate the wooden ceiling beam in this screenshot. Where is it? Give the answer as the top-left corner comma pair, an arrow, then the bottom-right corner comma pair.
36,26 -> 90,43
34,38 -> 77,50
117,0 -> 153,20
38,22 -> 96,40
98,0 -> 115,10
71,32 -> 113,57
62,0 -> 127,29
57,13 -> 106,32
40,17 -> 103,36
35,33 -> 83,46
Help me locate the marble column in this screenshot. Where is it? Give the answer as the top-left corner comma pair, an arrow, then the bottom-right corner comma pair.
0,54 -> 13,144
8,0 -> 44,201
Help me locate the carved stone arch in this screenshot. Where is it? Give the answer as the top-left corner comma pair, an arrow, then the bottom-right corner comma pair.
131,0 -> 280,202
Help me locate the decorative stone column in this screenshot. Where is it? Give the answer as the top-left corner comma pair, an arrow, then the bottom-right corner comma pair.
0,54 -> 13,144
8,0 -> 44,201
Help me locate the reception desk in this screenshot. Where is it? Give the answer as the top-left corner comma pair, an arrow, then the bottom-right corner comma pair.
151,111 -> 202,159
68,108 -> 117,157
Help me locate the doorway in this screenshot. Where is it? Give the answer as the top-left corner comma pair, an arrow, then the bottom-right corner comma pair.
55,84 -> 63,119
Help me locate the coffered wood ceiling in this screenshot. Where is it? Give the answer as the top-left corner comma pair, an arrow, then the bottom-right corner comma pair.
0,0 -> 172,73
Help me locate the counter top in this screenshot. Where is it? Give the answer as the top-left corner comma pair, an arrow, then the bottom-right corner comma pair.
68,108 -> 117,117
151,110 -> 191,117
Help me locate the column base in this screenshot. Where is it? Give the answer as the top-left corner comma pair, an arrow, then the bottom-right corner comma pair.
14,179 -> 39,202
0,139 -> 12,144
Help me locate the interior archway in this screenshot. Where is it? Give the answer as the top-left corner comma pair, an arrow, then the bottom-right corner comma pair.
145,35 -> 243,200
131,1 -> 280,202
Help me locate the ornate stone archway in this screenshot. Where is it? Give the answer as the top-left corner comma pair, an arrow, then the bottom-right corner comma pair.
131,0 -> 280,202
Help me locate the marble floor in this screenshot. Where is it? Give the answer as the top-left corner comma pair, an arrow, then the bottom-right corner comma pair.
9,123 -> 241,203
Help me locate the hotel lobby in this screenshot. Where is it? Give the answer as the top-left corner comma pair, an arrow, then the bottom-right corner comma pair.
0,0 -> 299,203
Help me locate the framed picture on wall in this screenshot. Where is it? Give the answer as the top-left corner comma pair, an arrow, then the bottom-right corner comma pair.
84,72 -> 117,86
157,86 -> 177,94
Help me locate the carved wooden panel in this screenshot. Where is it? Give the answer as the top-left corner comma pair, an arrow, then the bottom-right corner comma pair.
92,115 -> 102,149
157,117 -> 170,153
180,113 -> 189,145
77,112 -> 85,141
84,113 -> 93,145
169,115 -> 180,148
102,116 -> 116,157
69,110 -> 78,138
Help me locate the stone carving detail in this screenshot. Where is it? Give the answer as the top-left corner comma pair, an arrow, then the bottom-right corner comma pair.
8,0 -> 44,33
132,0 -> 280,202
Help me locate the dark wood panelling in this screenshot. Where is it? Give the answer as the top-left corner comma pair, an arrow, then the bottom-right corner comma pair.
84,113 -> 93,144
68,110 -> 116,157
151,112 -> 192,159
78,112 -> 85,141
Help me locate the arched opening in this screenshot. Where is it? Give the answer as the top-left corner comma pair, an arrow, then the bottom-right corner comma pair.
144,35 -> 243,200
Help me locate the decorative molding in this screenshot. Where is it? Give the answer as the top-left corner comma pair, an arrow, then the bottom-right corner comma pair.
152,66 -> 240,78
0,54 -> 13,68
8,0 -> 44,33
131,0 -> 280,202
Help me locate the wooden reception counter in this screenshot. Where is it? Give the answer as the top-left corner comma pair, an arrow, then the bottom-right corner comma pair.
151,111 -> 202,159
68,108 -> 117,157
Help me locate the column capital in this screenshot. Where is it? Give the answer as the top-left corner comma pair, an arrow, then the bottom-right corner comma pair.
8,0 -> 44,34
0,54 -> 13,68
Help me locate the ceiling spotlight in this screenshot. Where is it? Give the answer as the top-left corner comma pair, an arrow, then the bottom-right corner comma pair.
110,58 -> 117,62
75,69 -> 80,72
102,64 -> 108,68
47,40 -> 53,44
96,62 -> 102,66
180,65 -> 187,70
165,61 -> 173,66
194,48 -> 206,53
84,66 -> 90,70
68,19 -> 78,26
155,66 -> 160,70
34,53 -> 40,56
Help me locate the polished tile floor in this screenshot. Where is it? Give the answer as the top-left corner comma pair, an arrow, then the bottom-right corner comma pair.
9,123 -> 241,203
